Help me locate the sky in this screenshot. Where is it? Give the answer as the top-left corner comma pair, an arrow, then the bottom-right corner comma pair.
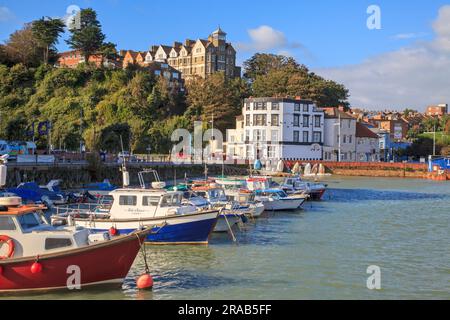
0,0 -> 449,111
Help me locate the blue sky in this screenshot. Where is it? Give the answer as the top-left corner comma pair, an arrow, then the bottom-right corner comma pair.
1,0 -> 450,109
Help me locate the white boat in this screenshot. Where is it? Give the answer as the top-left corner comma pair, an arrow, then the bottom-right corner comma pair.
52,188 -> 220,245
254,189 -> 306,211
246,176 -> 306,211
281,176 -> 327,201
190,186 -> 249,232
214,177 -> 265,218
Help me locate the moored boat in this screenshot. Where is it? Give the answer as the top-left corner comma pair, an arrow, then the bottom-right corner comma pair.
254,189 -> 306,211
190,186 -> 248,233
82,179 -> 118,197
281,176 -> 327,200
53,188 -> 220,245
0,196 -> 151,293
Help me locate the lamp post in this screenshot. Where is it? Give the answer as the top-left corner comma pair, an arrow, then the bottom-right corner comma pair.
433,123 -> 436,157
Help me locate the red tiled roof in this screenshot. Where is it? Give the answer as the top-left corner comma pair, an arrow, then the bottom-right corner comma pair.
356,122 -> 379,138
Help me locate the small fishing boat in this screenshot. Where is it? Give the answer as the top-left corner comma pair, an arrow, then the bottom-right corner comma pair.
191,185 -> 249,232
7,180 -> 68,205
223,189 -> 265,218
246,177 -> 306,211
214,178 -> 265,218
52,187 -> 220,245
254,189 -> 306,211
82,179 -> 118,197
0,196 -> 150,293
281,176 -> 327,201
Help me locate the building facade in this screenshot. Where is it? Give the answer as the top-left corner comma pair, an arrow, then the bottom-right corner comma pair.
426,104 -> 448,116
149,28 -> 241,80
57,50 -> 120,68
226,97 -> 325,162
119,50 -> 184,91
323,108 -> 357,162
355,122 -> 380,162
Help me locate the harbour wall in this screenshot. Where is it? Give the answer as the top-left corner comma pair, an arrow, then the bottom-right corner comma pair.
3,163 -> 249,189
285,161 -> 449,180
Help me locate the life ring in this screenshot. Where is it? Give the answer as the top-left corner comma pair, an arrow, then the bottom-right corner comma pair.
0,235 -> 15,259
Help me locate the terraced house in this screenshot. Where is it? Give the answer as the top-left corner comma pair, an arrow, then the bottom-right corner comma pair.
149,28 -> 241,79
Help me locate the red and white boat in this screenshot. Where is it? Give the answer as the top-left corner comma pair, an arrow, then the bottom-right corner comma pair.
0,196 -> 151,294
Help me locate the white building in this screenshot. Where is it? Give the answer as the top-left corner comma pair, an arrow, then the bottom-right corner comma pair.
355,123 -> 380,162
323,107 -> 357,162
226,97 -> 325,162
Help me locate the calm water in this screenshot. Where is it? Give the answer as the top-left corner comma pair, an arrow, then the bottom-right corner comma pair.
6,177 -> 450,300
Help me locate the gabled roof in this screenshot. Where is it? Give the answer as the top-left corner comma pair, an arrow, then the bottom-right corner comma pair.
198,39 -> 209,47
124,50 -> 139,60
356,122 -> 379,139
159,45 -> 172,54
323,107 -> 355,120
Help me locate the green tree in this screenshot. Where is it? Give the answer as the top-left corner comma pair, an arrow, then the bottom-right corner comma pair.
98,123 -> 131,153
3,24 -> 42,67
31,17 -> 65,64
4,113 -> 28,141
243,53 -> 299,82
246,53 -> 349,107
100,41 -> 118,66
186,73 -> 249,133
66,8 -> 106,63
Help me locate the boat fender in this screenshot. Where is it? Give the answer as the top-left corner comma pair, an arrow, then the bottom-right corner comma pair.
0,235 -> 14,259
30,261 -> 43,274
109,226 -> 119,236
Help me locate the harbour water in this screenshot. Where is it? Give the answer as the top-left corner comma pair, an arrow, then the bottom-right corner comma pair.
7,176 -> 450,300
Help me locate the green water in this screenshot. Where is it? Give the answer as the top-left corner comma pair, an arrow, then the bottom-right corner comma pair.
5,177 -> 450,300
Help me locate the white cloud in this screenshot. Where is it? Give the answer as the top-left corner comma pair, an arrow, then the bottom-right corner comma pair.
391,32 -> 428,40
236,25 -> 305,52
318,5 -> 450,111
0,6 -> 14,23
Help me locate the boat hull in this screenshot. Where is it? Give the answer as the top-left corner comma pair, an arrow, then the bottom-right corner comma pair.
214,214 -> 243,232
0,229 -> 148,293
74,211 -> 219,245
262,198 -> 305,211
251,203 -> 265,217
309,189 -> 326,201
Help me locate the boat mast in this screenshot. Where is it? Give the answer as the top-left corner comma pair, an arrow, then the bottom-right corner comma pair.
120,135 -> 130,188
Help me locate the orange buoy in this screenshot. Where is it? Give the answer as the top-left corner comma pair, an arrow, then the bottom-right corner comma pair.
136,273 -> 153,290
30,262 -> 43,274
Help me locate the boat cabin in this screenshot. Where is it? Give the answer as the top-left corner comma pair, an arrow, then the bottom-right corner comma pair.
0,197 -> 92,258
246,176 -> 274,191
191,186 -> 228,205
107,188 -> 197,219
255,189 -> 289,199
